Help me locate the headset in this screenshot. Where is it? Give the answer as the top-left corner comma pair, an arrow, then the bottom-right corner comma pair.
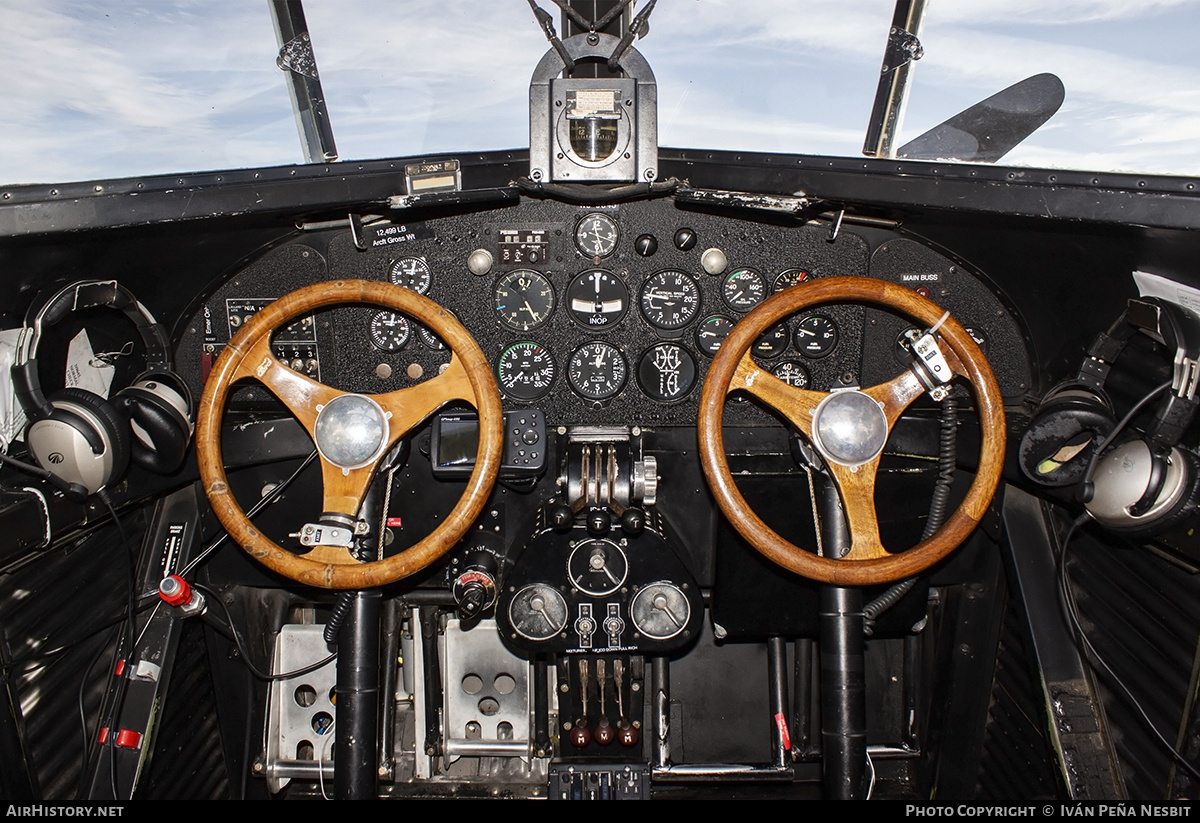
8,280 -> 193,500
1019,296 -> 1200,537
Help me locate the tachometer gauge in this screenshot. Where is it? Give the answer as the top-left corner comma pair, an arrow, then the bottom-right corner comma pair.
568,341 -> 627,400
574,212 -> 619,258
369,311 -> 411,352
722,268 -> 767,312
389,257 -> 432,294
774,268 -> 811,293
496,341 -> 556,401
695,314 -> 735,356
752,322 -> 790,359
639,270 -> 702,330
795,315 -> 839,358
565,269 -> 629,329
771,360 -> 811,388
494,269 -> 555,331
637,343 -> 697,403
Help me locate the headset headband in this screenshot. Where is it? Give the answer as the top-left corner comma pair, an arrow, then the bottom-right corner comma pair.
12,280 -> 172,421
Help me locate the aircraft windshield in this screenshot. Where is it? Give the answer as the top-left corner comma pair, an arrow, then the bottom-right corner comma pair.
2,0 -> 1198,186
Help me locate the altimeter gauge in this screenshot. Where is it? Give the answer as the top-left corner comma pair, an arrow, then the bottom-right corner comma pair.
496,342 -> 557,401
494,269 -> 555,331
568,341 -> 627,400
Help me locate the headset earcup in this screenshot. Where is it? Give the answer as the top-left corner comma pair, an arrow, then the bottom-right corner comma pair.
1086,444 -> 1200,537
114,372 -> 193,475
27,388 -> 130,495
1019,389 -> 1116,488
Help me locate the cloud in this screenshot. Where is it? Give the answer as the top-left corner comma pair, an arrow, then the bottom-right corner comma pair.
1,0 -> 1198,183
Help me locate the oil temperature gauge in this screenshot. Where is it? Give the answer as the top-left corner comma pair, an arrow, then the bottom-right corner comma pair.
771,360 -> 811,388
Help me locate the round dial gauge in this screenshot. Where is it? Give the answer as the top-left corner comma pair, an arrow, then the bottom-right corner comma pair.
496,342 -> 556,401
794,315 -> 839,358
630,582 -> 691,640
722,268 -> 767,311
567,538 -> 629,597
389,257 -> 432,294
574,212 -> 619,258
369,311 -> 411,352
771,360 -> 811,388
509,584 -> 568,641
774,268 -> 811,293
568,341 -> 627,400
565,269 -> 629,329
494,269 -> 555,331
695,315 -> 735,356
752,322 -> 790,359
416,323 -> 446,350
639,270 -> 702,330
638,343 -> 697,403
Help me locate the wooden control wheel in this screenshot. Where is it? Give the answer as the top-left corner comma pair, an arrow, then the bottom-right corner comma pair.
196,280 -> 503,589
698,276 -> 1005,586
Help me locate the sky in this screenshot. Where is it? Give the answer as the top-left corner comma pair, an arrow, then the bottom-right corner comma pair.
2,0 -> 1199,186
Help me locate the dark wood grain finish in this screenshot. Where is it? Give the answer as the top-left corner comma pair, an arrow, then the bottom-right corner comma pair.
698,276 -> 1005,586
196,280 -> 503,590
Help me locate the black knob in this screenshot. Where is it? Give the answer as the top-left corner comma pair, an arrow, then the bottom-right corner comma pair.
620,508 -> 645,536
549,504 -> 574,532
587,509 -> 612,536
673,227 -> 697,251
634,234 -> 658,256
